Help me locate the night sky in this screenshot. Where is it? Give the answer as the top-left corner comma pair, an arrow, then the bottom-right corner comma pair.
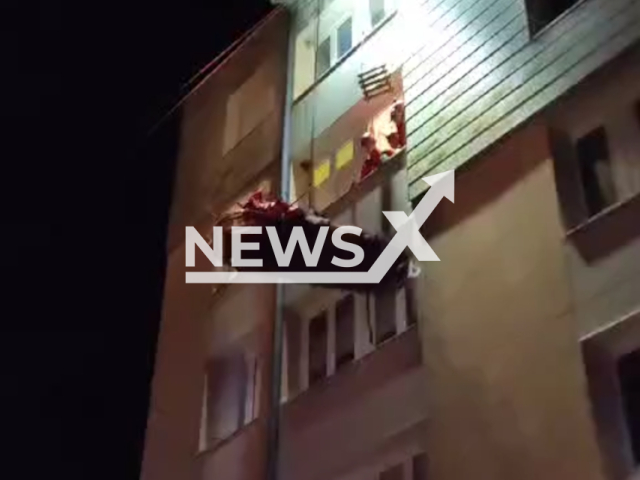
2,1 -> 271,479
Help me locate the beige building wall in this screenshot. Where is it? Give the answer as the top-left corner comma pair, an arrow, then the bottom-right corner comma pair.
416,122 -> 607,480
141,8 -> 289,480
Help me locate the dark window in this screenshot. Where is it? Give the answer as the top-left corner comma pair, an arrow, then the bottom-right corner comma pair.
617,348 -> 640,465
575,127 -> 617,216
370,0 -> 386,27
525,0 -> 582,35
634,100 -> 640,125
335,295 -> 355,369
375,288 -> 396,345
308,312 -> 328,386
316,37 -> 331,78
337,17 -> 353,58
412,453 -> 428,480
379,463 -> 404,480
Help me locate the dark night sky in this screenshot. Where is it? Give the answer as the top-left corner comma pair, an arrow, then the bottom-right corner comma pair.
2,1 -> 271,479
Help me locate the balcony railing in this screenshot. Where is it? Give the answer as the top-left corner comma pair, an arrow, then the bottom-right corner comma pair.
199,325 -> 424,480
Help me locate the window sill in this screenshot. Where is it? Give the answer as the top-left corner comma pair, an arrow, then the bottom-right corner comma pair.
565,190 -> 640,261
293,10 -> 398,106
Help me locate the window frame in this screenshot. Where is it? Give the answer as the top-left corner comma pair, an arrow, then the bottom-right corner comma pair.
581,310 -> 640,480
524,0 -> 587,37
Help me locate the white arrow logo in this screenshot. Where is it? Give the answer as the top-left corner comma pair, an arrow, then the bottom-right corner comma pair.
186,171 -> 455,284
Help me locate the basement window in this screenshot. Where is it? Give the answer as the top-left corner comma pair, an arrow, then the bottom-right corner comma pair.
525,0 -> 583,36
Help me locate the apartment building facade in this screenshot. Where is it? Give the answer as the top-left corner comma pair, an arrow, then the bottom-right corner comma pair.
143,1 -> 640,480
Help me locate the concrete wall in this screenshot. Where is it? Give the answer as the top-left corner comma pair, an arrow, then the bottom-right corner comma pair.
416,122 -> 606,480
167,8 -> 289,251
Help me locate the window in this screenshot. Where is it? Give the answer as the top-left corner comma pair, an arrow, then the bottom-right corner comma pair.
316,37 -> 332,78
308,311 -> 328,385
370,0 -> 386,27
337,16 -> 353,58
412,453 -> 428,480
223,63 -> 276,155
525,0 -> 582,35
582,315 -> 640,479
375,288 -> 396,345
203,352 -> 255,448
618,349 -> 640,465
575,127 -> 617,216
335,295 -> 355,369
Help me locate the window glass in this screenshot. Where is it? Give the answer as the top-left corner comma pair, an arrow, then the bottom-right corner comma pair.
335,295 -> 355,369
525,0 -> 582,35
316,37 -> 332,78
575,127 -> 617,216
374,288 -> 396,345
370,0 -> 386,27
337,16 -> 353,58
308,312 -> 328,386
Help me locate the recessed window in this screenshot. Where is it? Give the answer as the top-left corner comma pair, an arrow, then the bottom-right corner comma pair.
370,0 -> 386,27
308,311 -> 328,386
335,295 -> 355,369
337,16 -> 353,58
375,288 -> 396,345
316,37 -> 331,78
525,0 -> 582,35
575,127 -> 617,216
618,349 -> 640,465
412,453 -> 428,480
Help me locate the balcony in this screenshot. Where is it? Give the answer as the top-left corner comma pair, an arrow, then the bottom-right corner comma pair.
281,325 -> 425,480
322,147 -> 406,219
198,326 -> 426,480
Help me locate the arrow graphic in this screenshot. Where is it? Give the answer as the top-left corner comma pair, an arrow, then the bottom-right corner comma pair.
186,170 -> 455,284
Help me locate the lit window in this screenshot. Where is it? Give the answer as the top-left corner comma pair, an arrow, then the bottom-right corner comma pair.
337,16 -> 353,58
370,0 -> 386,27
575,127 -> 617,216
335,140 -> 355,170
313,159 -> 331,187
316,37 -> 331,78
525,0 -> 582,35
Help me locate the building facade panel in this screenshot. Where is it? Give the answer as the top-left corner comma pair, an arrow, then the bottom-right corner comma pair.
405,0 -> 640,198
